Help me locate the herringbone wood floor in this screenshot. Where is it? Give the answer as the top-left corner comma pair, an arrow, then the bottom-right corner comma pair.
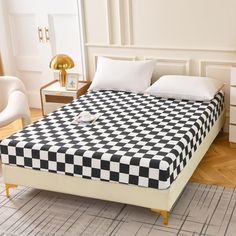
191,132 -> 236,187
0,109 -> 236,187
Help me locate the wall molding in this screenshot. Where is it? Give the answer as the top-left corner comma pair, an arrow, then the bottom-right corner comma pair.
93,54 -> 136,72
200,60 -> 236,77
85,43 -> 236,53
127,0 -> 133,45
105,0 -> 126,46
105,0 -> 112,44
82,0 -> 236,54
145,57 -> 190,76
118,0 -> 124,45
79,0 -> 87,45
77,0 -> 88,80
93,55 -> 190,75
199,60 -> 236,123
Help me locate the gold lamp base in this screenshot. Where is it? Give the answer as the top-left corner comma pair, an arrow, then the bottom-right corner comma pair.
59,69 -> 67,87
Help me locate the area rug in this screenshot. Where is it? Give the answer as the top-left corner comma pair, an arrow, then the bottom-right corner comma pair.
0,175 -> 236,236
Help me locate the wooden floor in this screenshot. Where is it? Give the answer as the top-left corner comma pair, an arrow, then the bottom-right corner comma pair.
0,108 -> 42,140
0,109 -> 236,188
191,132 -> 236,187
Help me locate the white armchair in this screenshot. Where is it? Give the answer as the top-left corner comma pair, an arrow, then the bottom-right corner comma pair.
0,76 -> 31,128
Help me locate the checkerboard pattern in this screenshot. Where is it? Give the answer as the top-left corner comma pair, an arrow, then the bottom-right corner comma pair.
0,90 -> 224,189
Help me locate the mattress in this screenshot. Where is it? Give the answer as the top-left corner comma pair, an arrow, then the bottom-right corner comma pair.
0,90 -> 224,189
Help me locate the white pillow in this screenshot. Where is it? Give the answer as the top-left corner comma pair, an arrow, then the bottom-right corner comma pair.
89,57 -> 155,93
145,75 -> 224,101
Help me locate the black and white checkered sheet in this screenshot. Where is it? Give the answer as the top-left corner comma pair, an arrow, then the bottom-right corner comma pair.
0,90 -> 224,189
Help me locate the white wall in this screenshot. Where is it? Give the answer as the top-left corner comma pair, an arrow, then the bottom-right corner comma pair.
0,0 -> 15,75
81,0 -> 236,131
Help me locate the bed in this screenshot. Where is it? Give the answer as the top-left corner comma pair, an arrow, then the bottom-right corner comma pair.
0,89 -> 225,225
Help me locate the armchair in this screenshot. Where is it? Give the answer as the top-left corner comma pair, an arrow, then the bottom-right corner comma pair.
0,76 -> 31,128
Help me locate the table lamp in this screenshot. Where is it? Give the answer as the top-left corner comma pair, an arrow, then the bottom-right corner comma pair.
49,54 -> 74,87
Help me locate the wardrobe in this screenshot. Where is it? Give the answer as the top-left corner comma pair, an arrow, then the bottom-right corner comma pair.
3,0 -> 84,107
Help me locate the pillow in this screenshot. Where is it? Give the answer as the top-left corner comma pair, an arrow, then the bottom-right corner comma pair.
89,57 -> 155,93
145,75 -> 224,101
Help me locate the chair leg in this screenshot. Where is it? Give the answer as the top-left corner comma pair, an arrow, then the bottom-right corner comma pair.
5,184 -> 18,198
151,209 -> 169,225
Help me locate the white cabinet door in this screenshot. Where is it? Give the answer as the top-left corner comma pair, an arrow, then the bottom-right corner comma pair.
5,0 -> 83,108
6,0 -> 53,107
43,0 -> 84,75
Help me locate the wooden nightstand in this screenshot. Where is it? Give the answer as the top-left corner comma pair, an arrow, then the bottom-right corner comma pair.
40,80 -> 91,115
230,68 -> 236,147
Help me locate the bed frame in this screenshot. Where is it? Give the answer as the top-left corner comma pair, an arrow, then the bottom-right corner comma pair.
2,109 -> 225,225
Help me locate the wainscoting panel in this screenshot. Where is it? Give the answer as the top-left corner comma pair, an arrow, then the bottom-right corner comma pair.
82,0 -> 108,44
145,57 -> 190,83
130,0 -> 236,50
93,54 -> 136,72
200,60 -> 236,113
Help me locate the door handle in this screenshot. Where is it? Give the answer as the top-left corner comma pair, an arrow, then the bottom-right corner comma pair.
38,27 -> 43,42
44,27 -> 50,42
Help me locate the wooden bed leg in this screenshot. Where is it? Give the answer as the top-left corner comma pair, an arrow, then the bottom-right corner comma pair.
151,209 -> 169,225
5,184 -> 18,198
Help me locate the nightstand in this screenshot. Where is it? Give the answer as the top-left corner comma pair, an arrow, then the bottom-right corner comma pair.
40,80 -> 91,115
230,68 -> 236,147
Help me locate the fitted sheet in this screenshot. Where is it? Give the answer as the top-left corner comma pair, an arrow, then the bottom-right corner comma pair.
0,90 -> 224,189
